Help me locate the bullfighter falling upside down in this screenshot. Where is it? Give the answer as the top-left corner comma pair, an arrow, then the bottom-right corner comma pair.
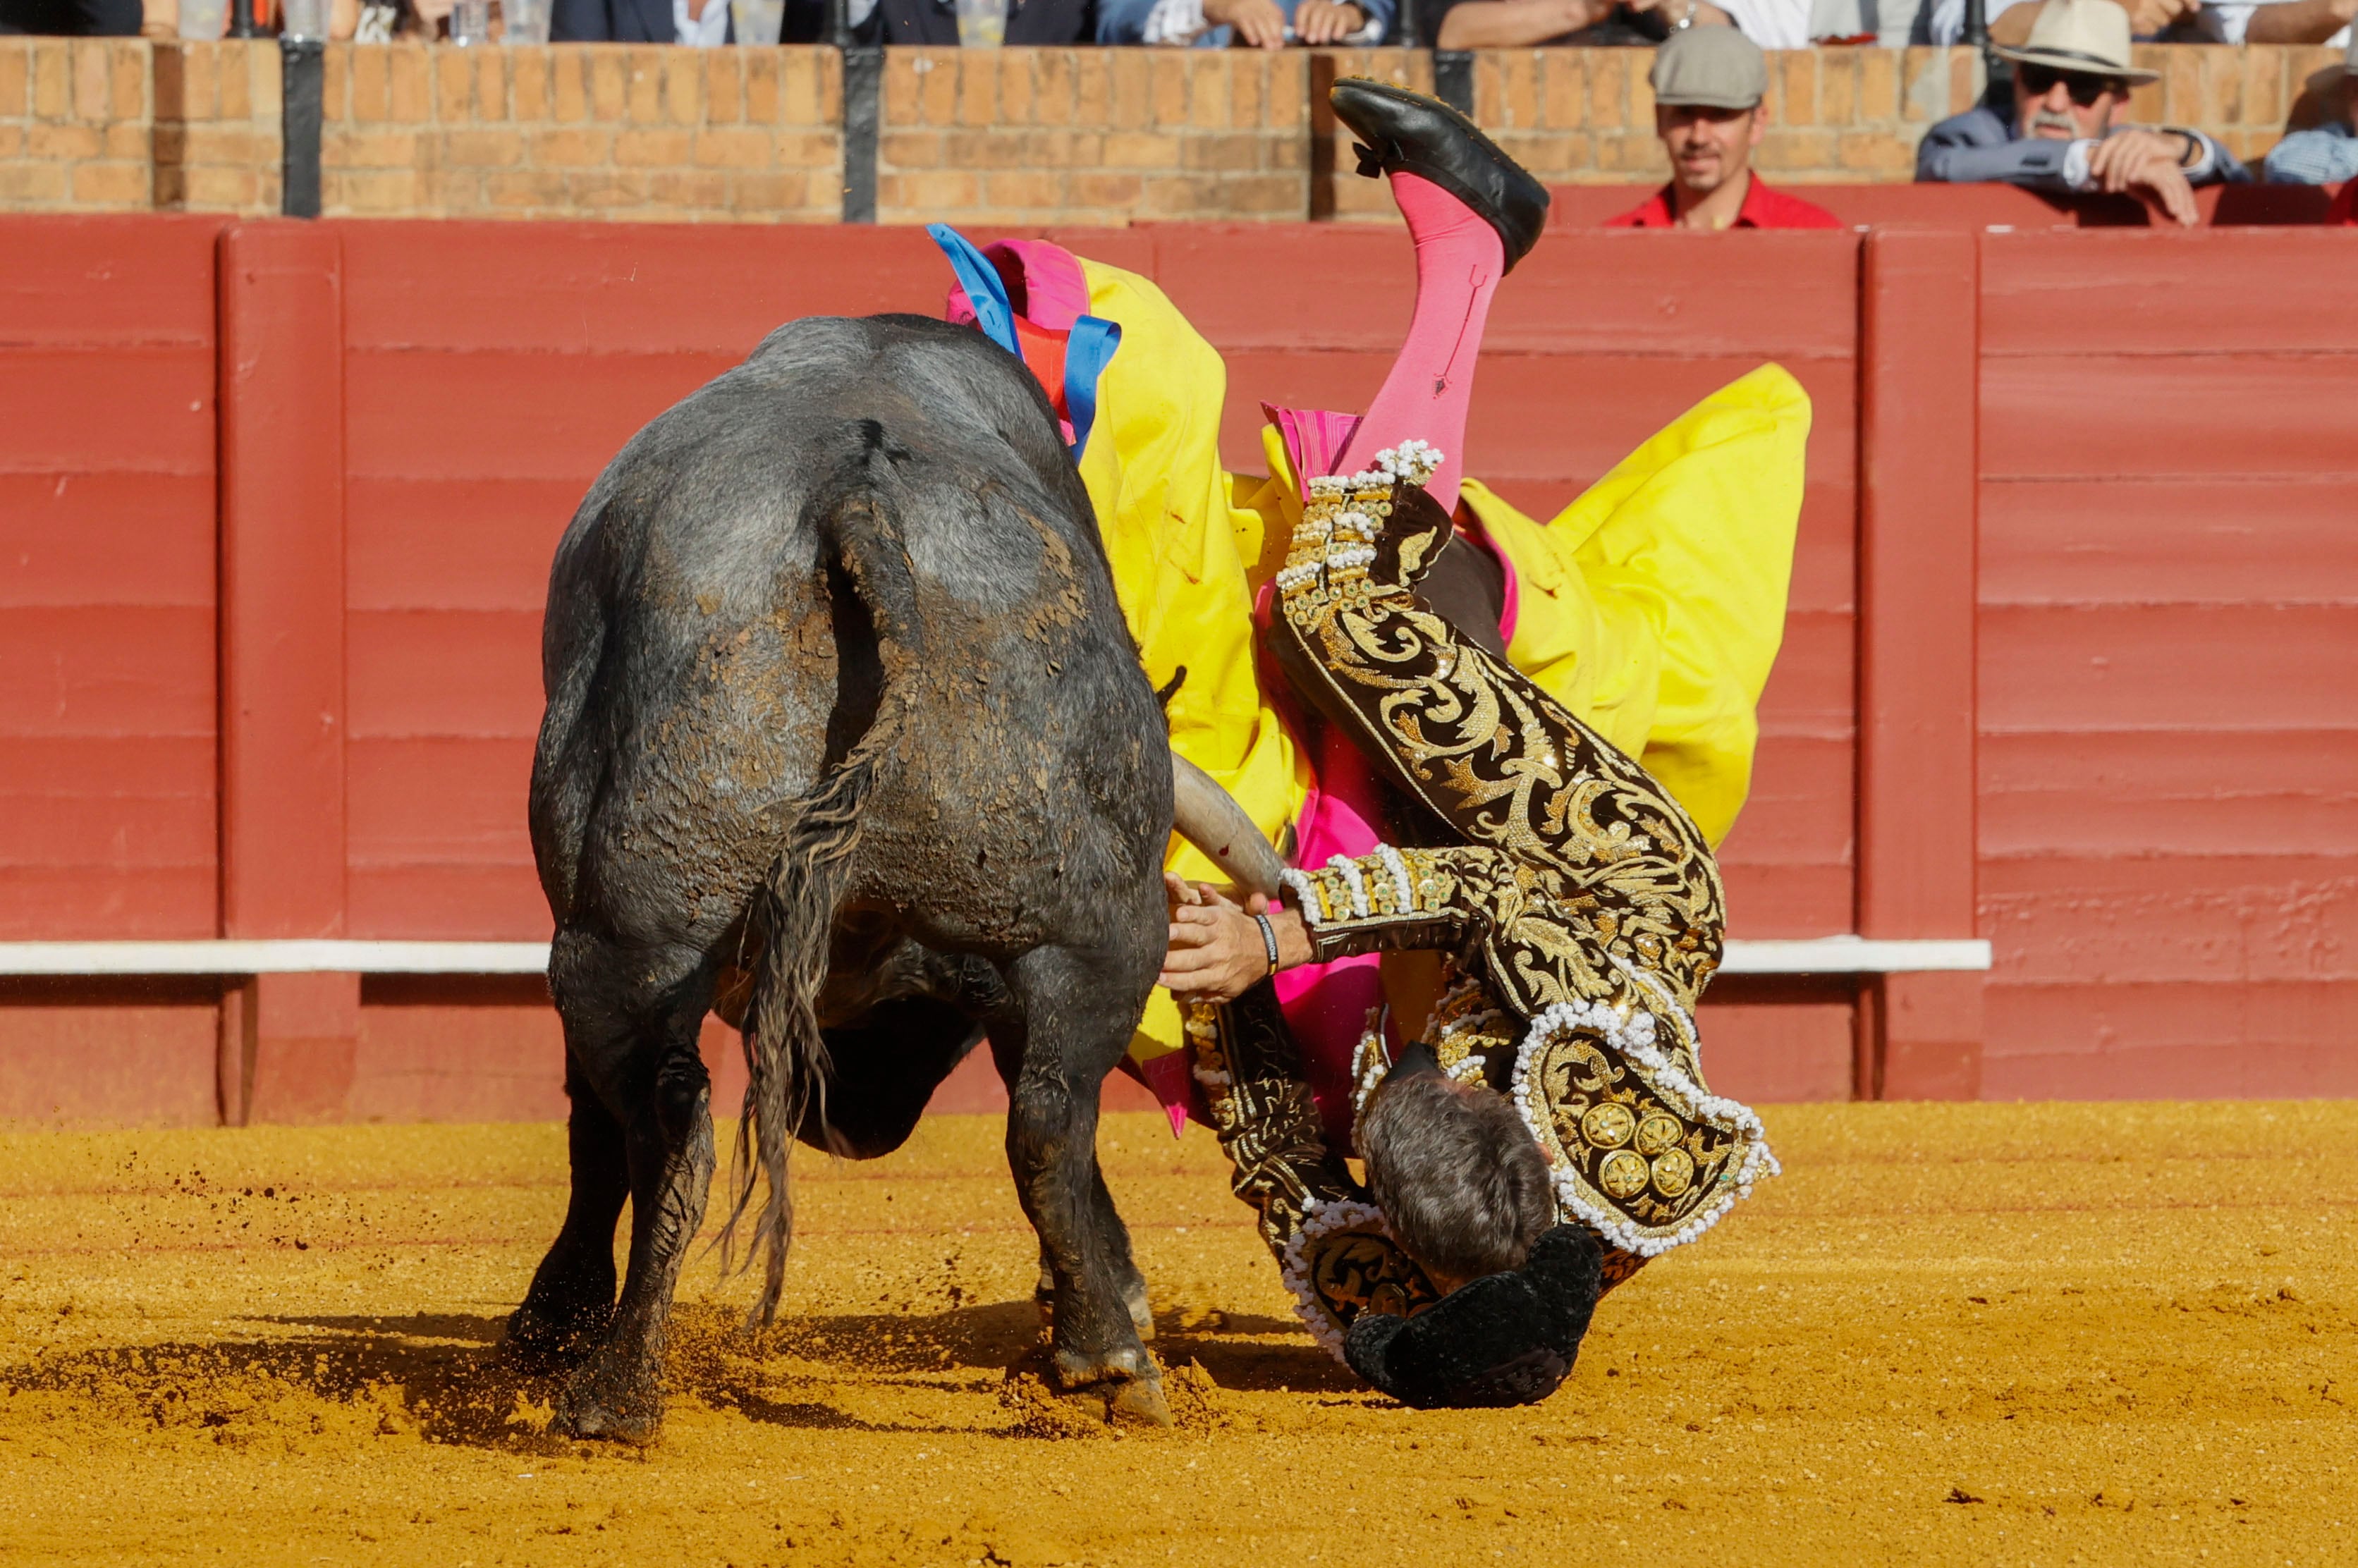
931,81 -> 1805,1406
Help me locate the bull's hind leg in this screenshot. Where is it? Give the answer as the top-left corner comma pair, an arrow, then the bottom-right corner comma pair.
543,931 -> 719,1445
504,1056 -> 630,1372
994,941 -> 1168,1425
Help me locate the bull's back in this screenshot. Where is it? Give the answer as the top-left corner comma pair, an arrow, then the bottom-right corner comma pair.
532,314 -> 1166,955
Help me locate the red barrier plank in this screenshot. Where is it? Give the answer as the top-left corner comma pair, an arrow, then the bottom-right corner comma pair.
1984,784 -> 2358,859
1721,863 -> 1857,938
1981,354 -> 2358,479
219,221 -> 350,945
0,606 -> 215,737
1981,851 -> 2358,983
1981,728 -> 2358,807
0,216 -> 223,348
347,478 -> 582,613
1982,1017 -> 2358,1099
344,345 -> 736,482
1979,604 -> 2358,732
351,978 -> 568,1124
0,981 -> 221,1126
1752,609 -> 1857,732
1981,229 -> 2358,356
0,792 -> 215,869
346,608 -> 544,740
1721,735 -> 1857,860
0,475 -> 215,608
1693,979 -> 1857,1103
337,221 -> 955,354
0,868 -> 219,940
1986,979 -> 2358,1065
347,737 -> 536,868
347,864 -> 551,941
1981,477 -> 2358,607
0,347 -> 216,479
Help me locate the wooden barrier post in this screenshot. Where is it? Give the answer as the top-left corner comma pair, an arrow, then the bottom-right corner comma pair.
1856,228 -> 1984,1099
216,221 -> 357,1125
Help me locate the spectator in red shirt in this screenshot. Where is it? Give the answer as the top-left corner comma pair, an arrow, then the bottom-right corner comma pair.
1606,27 -> 1844,230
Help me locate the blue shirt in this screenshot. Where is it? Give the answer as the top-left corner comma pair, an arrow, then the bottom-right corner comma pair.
2264,121 -> 2358,187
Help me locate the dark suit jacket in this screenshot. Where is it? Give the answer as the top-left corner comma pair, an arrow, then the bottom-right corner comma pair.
554,0 -> 737,41
865,0 -> 1089,44
0,0 -> 140,32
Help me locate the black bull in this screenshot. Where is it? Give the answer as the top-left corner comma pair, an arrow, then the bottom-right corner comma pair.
513,313 -> 1244,1439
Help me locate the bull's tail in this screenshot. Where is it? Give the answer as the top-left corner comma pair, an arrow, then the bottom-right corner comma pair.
717,419 -> 920,1326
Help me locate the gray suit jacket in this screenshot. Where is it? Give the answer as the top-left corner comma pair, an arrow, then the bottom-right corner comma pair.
1915,105 -> 2249,188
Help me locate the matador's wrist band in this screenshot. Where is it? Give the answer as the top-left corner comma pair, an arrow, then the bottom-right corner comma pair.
1253,912 -> 1280,977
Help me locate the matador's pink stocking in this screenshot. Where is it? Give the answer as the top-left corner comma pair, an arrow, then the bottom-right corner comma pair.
1329,171 -> 1505,514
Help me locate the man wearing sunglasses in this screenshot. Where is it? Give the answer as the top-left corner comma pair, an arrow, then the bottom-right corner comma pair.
1914,0 -> 2247,226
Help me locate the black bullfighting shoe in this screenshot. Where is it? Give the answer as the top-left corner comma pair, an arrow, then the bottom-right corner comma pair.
1328,78 -> 1551,274
1343,1225 -> 1604,1408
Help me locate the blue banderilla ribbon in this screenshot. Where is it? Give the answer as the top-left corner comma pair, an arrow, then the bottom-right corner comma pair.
927,222 -> 1120,465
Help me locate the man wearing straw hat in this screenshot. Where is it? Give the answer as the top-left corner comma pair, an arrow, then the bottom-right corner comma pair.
1914,0 -> 2248,226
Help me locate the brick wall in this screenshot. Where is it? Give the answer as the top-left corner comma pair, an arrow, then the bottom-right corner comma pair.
0,40 -> 152,210
876,47 -> 1304,226
317,44 -> 840,221
156,39 -> 281,212
0,39 -> 2347,222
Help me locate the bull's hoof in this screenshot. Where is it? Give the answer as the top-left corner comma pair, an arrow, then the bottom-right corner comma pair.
1053,1339 -> 1154,1393
500,1302 -> 609,1377
1105,1369 -> 1173,1429
554,1366 -> 664,1446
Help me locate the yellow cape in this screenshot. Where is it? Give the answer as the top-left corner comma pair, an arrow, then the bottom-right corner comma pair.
1064,257 -> 1808,1069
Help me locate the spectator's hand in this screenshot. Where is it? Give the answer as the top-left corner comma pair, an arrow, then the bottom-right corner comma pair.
2087,128 -> 2183,187
1293,0 -> 1368,40
1207,0 -> 1289,45
2125,0 -> 2199,31
2087,130 -> 2200,226
2130,158 -> 2199,226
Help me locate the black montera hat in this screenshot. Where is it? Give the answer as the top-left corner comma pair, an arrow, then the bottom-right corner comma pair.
1343,1225 -> 1604,1409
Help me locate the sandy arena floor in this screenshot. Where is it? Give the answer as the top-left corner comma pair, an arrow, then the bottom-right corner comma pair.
0,1101 -> 2352,1566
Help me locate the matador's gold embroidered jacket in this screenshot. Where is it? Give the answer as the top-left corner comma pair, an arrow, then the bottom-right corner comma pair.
1056,256 -> 1808,1072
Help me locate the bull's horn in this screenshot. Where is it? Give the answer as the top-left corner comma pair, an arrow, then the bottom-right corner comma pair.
1170,753 -> 1287,900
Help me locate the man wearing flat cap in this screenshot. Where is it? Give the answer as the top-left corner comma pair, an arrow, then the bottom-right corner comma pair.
1606,27 -> 1843,228
1914,0 -> 2248,226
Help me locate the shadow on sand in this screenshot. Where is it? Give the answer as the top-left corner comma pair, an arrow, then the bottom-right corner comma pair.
1,1294 -> 1357,1451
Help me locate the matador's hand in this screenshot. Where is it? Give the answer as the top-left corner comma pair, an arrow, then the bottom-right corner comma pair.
1160,874 -> 1313,1002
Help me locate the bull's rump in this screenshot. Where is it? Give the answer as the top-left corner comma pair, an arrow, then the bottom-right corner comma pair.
530,314 -> 1169,960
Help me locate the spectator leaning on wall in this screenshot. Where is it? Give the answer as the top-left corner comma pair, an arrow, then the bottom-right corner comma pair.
1606,27 -> 1845,228
2265,37 -> 2358,181
1915,0 -> 2249,226
1922,0 -> 2350,46
1097,0 -> 1389,47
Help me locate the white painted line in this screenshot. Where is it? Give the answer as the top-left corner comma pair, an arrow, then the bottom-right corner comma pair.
1718,936 -> 1992,974
0,934 -> 1992,977
0,941 -> 553,975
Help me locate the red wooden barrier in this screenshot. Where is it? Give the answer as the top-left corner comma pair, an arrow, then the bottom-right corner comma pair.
1975,228 -> 2358,1100
1857,228 -> 1982,1101
0,217 -> 223,1127
1,214 -> 2352,1123
1547,180 -> 2353,230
